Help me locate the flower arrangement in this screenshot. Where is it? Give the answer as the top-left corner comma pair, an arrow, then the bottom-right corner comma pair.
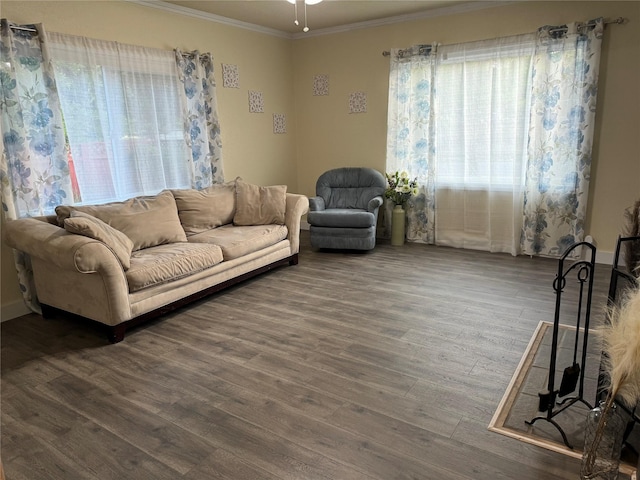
385,171 -> 418,206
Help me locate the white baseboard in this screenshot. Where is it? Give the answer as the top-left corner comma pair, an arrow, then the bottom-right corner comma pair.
595,250 -> 615,266
1,299 -> 30,322
303,223 -> 615,266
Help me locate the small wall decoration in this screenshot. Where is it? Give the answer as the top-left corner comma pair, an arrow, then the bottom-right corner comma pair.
273,114 -> 286,134
349,91 -> 367,114
248,91 -> 264,113
313,74 -> 329,96
222,64 -> 239,88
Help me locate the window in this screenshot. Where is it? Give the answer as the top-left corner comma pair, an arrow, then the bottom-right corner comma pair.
386,24 -> 602,257
434,36 -> 534,190
48,33 -> 191,205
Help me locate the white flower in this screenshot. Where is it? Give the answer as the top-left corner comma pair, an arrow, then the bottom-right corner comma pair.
386,171 -> 418,205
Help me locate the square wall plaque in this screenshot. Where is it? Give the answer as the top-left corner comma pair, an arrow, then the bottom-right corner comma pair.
313,74 -> 329,96
273,114 -> 286,134
222,64 -> 239,88
349,91 -> 367,114
248,90 -> 264,113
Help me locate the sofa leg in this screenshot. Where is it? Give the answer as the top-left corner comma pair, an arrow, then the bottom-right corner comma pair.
108,325 -> 126,344
289,254 -> 299,266
40,304 -> 56,319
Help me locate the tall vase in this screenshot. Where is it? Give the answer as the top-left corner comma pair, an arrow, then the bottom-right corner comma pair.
391,204 -> 405,246
580,401 -> 625,480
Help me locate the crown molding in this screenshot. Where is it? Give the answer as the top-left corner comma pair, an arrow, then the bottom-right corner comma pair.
126,0 -> 293,39
128,0 -> 514,41
293,1 -> 514,39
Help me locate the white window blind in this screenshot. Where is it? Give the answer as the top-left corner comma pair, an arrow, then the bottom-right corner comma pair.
435,35 -> 535,190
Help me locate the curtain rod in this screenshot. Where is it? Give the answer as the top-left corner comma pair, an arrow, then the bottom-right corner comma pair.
381,16 -> 626,56
8,24 -> 37,33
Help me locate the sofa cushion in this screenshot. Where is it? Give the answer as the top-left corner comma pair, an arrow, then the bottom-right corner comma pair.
188,224 -> 288,261
126,242 -> 224,292
307,209 -> 376,228
234,179 -> 286,226
63,211 -> 134,270
172,181 -> 237,236
55,191 -> 187,251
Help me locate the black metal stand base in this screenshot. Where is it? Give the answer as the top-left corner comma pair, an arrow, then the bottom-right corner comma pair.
526,396 -> 594,449
525,241 -> 596,450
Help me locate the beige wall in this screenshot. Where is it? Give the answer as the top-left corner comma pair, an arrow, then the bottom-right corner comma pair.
293,1 -> 640,253
2,1 -> 639,317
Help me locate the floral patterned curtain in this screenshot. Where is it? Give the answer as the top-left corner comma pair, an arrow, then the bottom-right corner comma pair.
0,21 -> 73,217
385,46 -> 437,243
175,50 -> 224,188
0,20 -> 73,312
521,19 -> 603,256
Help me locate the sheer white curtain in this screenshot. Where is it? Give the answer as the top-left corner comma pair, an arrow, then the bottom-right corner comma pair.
434,35 -> 535,254
47,32 -> 192,205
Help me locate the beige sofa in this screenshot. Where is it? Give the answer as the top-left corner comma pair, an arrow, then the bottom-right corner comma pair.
4,179 -> 309,342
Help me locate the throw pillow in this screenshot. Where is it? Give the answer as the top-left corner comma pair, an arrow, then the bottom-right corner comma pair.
63,211 -> 134,270
55,191 -> 187,251
234,178 -> 287,226
172,180 -> 237,236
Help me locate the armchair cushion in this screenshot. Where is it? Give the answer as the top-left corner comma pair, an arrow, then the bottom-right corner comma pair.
307,209 -> 376,229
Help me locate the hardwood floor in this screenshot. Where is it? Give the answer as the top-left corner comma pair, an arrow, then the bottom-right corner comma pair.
2,231 -> 619,479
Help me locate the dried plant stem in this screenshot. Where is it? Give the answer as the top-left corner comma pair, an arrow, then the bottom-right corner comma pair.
583,285 -> 640,476
622,199 -> 640,276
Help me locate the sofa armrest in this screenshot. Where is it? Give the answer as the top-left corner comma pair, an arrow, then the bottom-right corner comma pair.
368,196 -> 383,213
285,193 -> 309,254
308,196 -> 325,212
3,218 -> 124,274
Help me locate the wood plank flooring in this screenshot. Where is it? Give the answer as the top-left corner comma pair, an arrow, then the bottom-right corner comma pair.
2,231 -> 619,479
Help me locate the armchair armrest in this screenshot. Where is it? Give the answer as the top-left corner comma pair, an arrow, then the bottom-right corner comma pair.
309,196 -> 325,212
368,196 -> 384,213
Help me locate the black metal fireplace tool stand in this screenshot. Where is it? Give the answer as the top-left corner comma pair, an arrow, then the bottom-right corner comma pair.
525,241 -> 596,449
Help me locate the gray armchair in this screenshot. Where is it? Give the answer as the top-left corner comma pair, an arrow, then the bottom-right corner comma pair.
307,167 -> 386,250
